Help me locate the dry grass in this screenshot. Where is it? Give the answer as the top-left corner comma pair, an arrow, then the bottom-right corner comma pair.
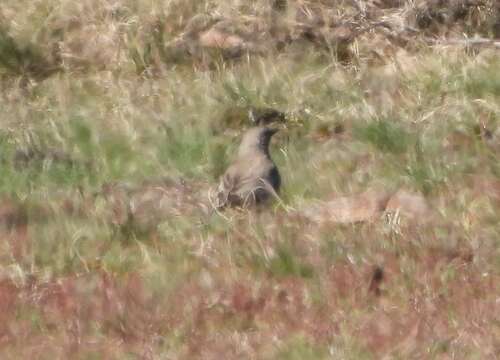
0,0 -> 499,358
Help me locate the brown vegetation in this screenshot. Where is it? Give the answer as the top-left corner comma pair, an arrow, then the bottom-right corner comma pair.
0,0 -> 499,358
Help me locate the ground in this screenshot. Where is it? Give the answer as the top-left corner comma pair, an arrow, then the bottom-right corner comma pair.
0,0 -> 499,359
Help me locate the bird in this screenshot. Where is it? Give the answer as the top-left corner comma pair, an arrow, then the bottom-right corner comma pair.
214,126 -> 281,209
248,107 -> 286,126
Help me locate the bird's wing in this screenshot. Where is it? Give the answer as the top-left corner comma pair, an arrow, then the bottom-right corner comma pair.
215,156 -> 277,208
215,164 -> 240,208
216,160 -> 263,207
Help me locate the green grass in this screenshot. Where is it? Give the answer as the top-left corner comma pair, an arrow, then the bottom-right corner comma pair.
0,0 -> 499,358
354,119 -> 412,154
275,336 -> 329,360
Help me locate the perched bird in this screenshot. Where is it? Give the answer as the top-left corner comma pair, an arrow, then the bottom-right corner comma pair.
214,126 -> 281,209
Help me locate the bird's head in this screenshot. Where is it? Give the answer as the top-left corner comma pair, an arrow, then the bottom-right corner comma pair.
238,126 -> 279,157
248,107 -> 286,126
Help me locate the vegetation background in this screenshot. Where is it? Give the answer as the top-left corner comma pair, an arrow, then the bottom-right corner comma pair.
0,0 -> 499,358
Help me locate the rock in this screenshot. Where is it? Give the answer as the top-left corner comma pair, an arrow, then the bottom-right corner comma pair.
385,189 -> 430,220
199,27 -> 246,50
301,188 -> 431,225
97,178 -> 209,231
301,188 -> 391,224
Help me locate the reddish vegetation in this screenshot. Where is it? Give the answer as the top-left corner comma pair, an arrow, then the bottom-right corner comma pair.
0,0 -> 499,357
0,172 -> 498,357
0,242 -> 497,357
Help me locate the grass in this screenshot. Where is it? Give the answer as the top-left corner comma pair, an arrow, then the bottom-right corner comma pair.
354,118 -> 412,154
0,0 -> 499,358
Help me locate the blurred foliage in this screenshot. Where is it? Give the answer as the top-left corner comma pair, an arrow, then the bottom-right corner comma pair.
0,0 -> 499,358
354,119 -> 412,154
0,25 -> 60,80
